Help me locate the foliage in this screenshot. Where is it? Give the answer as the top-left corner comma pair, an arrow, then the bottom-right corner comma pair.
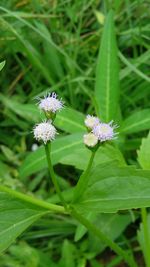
0,0 -> 150,266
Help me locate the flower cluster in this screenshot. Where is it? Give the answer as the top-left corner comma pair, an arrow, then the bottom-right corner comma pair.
38,92 -> 63,113
33,121 -> 56,144
33,92 -> 63,144
83,115 -> 118,148
33,93 -> 118,147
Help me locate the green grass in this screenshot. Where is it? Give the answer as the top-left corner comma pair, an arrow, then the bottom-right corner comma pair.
0,0 -> 150,266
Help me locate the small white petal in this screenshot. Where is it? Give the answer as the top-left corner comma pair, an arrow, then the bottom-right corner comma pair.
84,115 -> 100,129
83,133 -> 98,147
33,122 -> 56,144
38,92 -> 63,113
93,122 -> 117,142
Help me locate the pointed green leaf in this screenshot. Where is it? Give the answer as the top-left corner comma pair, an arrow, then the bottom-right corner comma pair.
137,131 -> 150,170
0,61 -> 5,71
19,133 -> 83,178
95,10 -> 119,122
121,109 -> 150,134
73,165 -> 150,213
87,213 -> 132,254
0,186 -> 64,253
55,108 -> 85,133
0,94 -> 85,133
20,138 -> 125,179
60,144 -> 126,170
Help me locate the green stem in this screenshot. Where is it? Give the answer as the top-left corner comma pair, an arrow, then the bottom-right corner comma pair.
73,149 -> 96,203
0,185 -> 66,214
141,208 -> 150,267
71,208 -> 137,267
44,142 -> 67,209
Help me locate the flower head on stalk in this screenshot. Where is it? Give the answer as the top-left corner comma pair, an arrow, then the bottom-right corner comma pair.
83,133 -> 98,148
92,121 -> 118,142
84,115 -> 100,130
33,121 -> 57,144
38,92 -> 63,120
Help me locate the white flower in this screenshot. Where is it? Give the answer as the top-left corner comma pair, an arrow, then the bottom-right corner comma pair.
38,92 -> 63,113
92,121 -> 117,142
33,121 -> 56,144
84,115 -> 100,129
83,133 -> 98,147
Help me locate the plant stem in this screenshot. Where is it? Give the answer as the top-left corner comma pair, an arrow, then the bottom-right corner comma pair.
71,208 -> 137,267
141,208 -> 150,267
73,149 -> 96,203
44,142 -> 67,209
0,185 -> 66,214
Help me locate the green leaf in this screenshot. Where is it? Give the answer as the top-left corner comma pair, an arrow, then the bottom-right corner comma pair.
20,138 -> 125,179
35,21 -> 64,80
75,211 -> 131,249
55,108 -> 85,133
0,94 -> 85,133
19,133 -> 83,178
0,185 -> 65,253
0,7 -> 79,73
0,61 -> 5,71
75,212 -> 94,242
59,240 -> 76,267
73,165 -> 150,213
137,212 -> 150,266
0,161 -> 11,181
121,109 -> 150,134
0,242 -> 59,267
60,143 -> 126,170
1,145 -> 19,164
119,51 -> 150,83
120,50 -> 150,80
0,93 -> 43,121
0,190 -> 46,253
87,213 -> 132,254
25,217 -> 75,239
95,10 -> 119,122
137,131 -> 150,170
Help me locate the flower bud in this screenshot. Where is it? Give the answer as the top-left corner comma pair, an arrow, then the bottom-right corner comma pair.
84,115 -> 100,130
83,133 -> 98,148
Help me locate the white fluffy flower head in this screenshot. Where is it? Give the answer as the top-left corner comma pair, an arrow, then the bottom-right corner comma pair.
38,92 -> 63,113
33,121 -> 56,144
84,115 -> 100,129
92,121 -> 117,142
83,133 -> 98,147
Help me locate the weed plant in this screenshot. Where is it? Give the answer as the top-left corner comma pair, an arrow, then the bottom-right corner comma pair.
0,1 -> 150,266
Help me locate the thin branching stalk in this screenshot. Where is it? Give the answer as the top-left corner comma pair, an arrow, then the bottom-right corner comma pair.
0,185 -> 66,214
